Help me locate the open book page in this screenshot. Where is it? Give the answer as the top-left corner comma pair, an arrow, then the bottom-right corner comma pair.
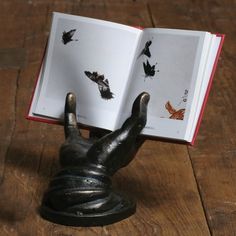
117,28 -> 211,141
187,35 -> 222,141
33,12 -> 142,130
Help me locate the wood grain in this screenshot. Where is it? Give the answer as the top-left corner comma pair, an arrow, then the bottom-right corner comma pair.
185,1 -> 236,235
0,70 -> 18,181
0,0 -> 235,235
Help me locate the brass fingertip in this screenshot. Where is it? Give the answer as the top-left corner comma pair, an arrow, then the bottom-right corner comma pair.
67,92 -> 76,102
141,92 -> 150,105
65,92 -> 76,113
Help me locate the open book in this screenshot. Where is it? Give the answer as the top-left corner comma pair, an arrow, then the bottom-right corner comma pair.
28,12 -> 224,144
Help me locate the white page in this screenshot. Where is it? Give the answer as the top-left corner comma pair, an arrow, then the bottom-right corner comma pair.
187,35 -> 221,141
28,59 -> 58,123
34,12 -> 142,130
183,33 -> 212,141
28,62 -> 44,119
118,28 -> 210,140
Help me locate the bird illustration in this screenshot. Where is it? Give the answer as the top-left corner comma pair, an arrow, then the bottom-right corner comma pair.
137,40 -> 152,59
143,59 -> 158,78
84,71 -> 114,99
165,101 -> 185,120
62,29 -> 78,44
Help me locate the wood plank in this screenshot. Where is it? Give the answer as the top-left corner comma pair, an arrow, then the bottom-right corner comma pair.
0,0 -> 211,235
186,2 -> 236,235
0,0 -> 30,48
0,0 -> 29,182
0,1 -> 59,235
109,141 -> 210,235
0,70 -> 18,181
0,48 -> 25,69
77,0 -> 151,27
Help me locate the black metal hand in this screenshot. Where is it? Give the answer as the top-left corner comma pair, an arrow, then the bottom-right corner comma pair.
40,91 -> 150,227
60,92 -> 150,175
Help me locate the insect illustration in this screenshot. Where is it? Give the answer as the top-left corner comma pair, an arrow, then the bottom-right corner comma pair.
165,101 -> 185,120
62,29 -> 78,44
137,40 -> 152,59
84,71 -> 114,100
143,59 -> 158,78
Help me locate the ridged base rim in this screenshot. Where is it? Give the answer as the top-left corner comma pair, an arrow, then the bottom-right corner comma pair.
40,193 -> 136,226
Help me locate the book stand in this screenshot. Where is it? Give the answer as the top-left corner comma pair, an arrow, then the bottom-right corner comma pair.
40,92 -> 150,226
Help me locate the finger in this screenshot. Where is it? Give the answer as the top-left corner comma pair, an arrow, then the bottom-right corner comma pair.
131,92 -> 150,118
87,92 -> 150,175
122,92 -> 150,133
64,92 -> 80,139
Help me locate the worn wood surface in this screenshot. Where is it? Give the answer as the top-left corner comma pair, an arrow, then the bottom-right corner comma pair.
0,0 -> 235,235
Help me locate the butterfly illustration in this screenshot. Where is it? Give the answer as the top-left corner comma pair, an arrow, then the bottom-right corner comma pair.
165,101 -> 185,120
84,71 -> 114,100
143,59 -> 158,78
62,29 -> 78,44
137,40 -> 152,59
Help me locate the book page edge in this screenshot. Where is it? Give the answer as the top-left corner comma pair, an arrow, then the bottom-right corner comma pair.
190,33 -> 225,145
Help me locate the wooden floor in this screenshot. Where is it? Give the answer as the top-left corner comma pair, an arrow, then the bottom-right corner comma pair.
0,0 -> 235,235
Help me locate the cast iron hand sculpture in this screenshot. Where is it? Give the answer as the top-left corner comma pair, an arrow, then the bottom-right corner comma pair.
40,92 -> 150,226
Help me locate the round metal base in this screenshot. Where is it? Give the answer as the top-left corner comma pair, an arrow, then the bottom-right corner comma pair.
40,192 -> 136,226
